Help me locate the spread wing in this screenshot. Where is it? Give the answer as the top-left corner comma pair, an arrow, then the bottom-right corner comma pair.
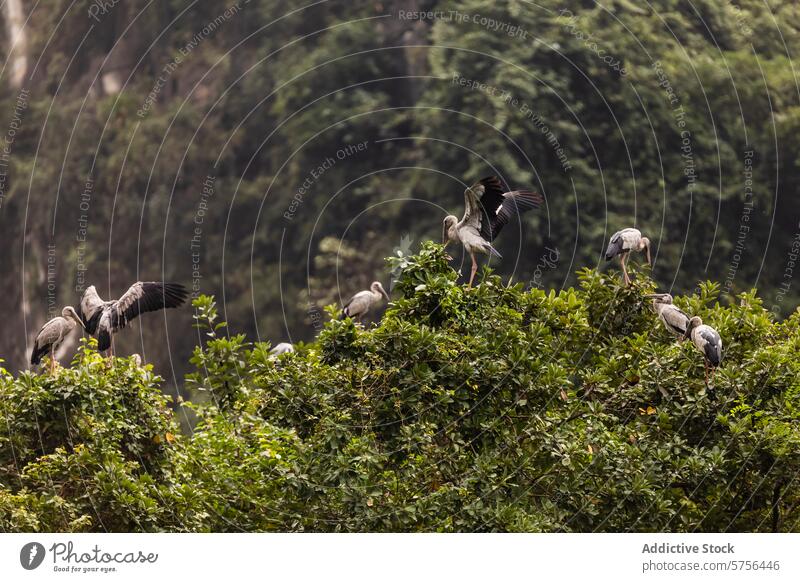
462,176 -> 542,241
486,190 -> 543,241
80,286 -> 106,334
461,180 -> 486,230
112,282 -> 188,331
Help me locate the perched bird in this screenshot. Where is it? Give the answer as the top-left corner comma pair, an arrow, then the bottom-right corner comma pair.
646,293 -> 690,338
685,316 -> 723,386
340,281 -> 389,321
30,307 -> 85,374
604,228 -> 651,285
269,342 -> 294,358
80,282 -> 188,354
443,176 -> 543,287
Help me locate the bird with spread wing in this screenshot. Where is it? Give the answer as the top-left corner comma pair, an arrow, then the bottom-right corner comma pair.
443,176 -> 543,287
80,282 -> 188,355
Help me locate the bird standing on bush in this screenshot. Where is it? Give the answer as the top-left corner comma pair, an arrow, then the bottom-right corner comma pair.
30,307 -> 85,374
269,342 -> 294,357
340,281 -> 389,322
605,228 -> 651,285
685,316 -> 723,386
80,282 -> 188,356
443,176 -> 542,287
647,293 -> 690,337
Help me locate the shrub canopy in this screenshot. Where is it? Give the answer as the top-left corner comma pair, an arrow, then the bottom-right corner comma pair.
2,243 -> 799,532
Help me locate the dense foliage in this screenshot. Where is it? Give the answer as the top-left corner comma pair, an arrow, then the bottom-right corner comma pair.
2,244 -> 798,532
2,0 -> 800,387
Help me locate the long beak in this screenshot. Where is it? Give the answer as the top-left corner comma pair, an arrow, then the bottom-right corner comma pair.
381,289 -> 390,300
646,242 -> 652,266
442,223 -> 449,246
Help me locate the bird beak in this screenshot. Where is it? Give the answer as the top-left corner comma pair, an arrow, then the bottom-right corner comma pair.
77,318 -> 86,330
381,288 -> 390,301
442,223 -> 449,246
646,241 -> 652,266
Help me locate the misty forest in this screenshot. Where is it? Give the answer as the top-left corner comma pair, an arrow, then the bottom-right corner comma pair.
1,1 -> 800,532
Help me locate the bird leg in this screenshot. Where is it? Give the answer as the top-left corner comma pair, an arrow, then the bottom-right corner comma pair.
620,253 -> 631,286
704,361 -> 709,387
468,253 -> 478,288
50,351 -> 55,375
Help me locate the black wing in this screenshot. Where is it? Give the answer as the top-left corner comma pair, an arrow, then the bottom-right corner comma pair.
487,190 -> 543,241
662,305 -> 690,335
700,330 -> 722,366
112,282 -> 189,331
30,334 -> 50,365
604,231 -> 624,260
474,176 -> 542,241
30,318 -> 60,365
339,291 -> 362,319
80,286 -> 106,334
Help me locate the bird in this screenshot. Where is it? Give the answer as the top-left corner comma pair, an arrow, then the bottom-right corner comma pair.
269,342 -> 294,358
30,306 -> 85,374
684,316 -> 723,386
79,282 -> 188,355
443,176 -> 543,287
340,281 -> 389,321
604,228 -> 651,285
646,293 -> 690,338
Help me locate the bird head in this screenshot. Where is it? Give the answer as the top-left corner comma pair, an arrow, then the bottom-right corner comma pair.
371,281 -> 389,300
684,316 -> 702,339
639,236 -> 652,265
645,293 -> 673,305
62,306 -> 85,329
442,215 -> 458,245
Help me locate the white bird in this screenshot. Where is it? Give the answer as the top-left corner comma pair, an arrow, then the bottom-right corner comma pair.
685,316 -> 723,386
30,307 -> 85,374
269,342 -> 294,358
646,293 -> 690,337
604,228 -> 651,285
80,282 -> 188,355
443,176 -> 543,287
340,281 -> 389,322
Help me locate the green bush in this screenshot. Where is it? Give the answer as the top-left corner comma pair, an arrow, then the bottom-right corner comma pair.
1,243 -> 799,532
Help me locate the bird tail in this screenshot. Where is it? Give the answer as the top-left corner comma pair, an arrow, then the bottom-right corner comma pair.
30,343 -> 47,366
487,245 -> 502,259
604,238 -> 623,261
97,330 -> 112,352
